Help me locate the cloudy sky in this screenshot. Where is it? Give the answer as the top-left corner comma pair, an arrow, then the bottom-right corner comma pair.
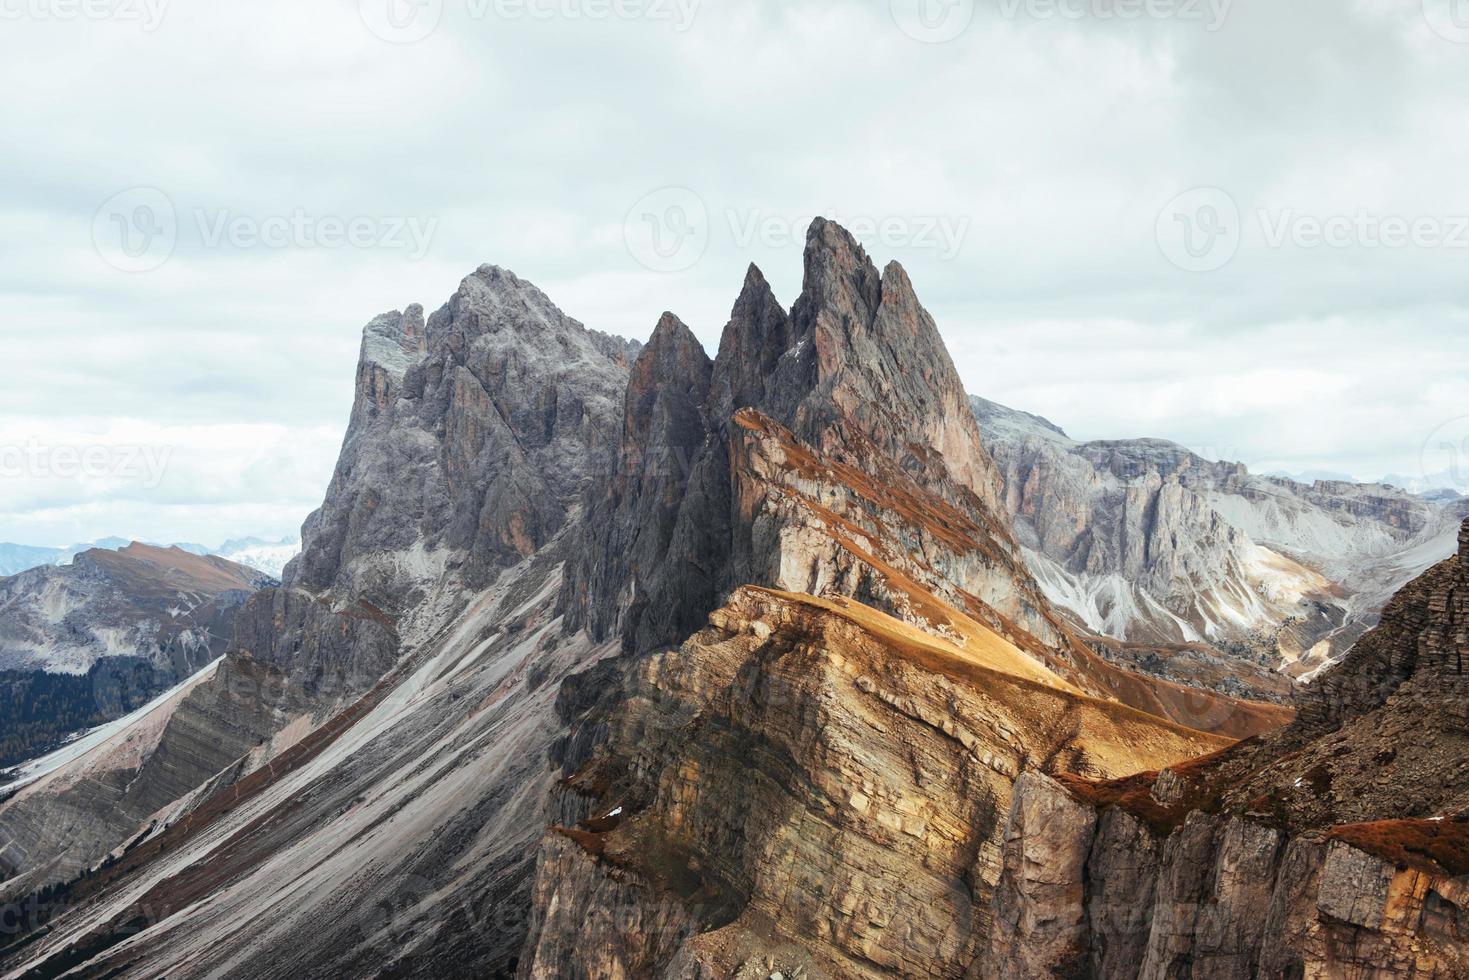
3,0 -> 1468,547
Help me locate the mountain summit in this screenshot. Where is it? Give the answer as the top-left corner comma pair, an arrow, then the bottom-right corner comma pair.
0,220 -> 1447,979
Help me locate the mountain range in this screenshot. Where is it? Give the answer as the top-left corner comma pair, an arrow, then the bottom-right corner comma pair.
0,220 -> 1459,977
974,396 -> 1469,686
0,543 -> 270,771
0,536 -> 300,579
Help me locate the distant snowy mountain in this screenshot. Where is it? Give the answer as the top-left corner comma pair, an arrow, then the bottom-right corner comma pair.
1380,471 -> 1466,498
214,536 -> 299,578
0,535 -> 300,580
973,395 -> 1469,680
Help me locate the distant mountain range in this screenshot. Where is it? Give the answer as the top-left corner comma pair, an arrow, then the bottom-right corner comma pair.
0,220 -> 1461,977
974,396 -> 1469,683
0,543 -> 271,770
0,535 -> 299,579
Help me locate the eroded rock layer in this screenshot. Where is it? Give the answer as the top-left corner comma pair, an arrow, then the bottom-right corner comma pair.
989,517 -> 1469,978
0,219 -> 1307,980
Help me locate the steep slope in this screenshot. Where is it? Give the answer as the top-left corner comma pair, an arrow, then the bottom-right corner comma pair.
0,544 -> 267,769
518,221 -> 1283,978
0,543 -> 266,676
0,265 -> 635,944
974,395 -> 1469,683
989,517 -> 1469,978
0,220 -> 1285,980
523,588 -> 1227,979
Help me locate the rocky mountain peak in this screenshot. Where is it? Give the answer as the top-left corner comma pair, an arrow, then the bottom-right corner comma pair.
633,312 -> 710,395
619,311 -> 712,483
790,216 -> 884,334
1460,515 -> 1469,562
782,219 -> 1005,516
360,305 -> 427,377
708,263 -> 796,421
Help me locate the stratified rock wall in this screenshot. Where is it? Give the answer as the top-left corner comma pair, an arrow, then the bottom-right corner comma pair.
989,518 -> 1469,978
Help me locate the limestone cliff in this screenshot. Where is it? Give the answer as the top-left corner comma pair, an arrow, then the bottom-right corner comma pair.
0,220 -> 1301,980
516,222 -> 1288,978
974,395 -> 1469,683
989,516 -> 1469,978
0,265 -> 634,930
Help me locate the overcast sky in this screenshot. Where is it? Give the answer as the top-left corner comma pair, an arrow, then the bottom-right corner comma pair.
3,0 -> 1468,547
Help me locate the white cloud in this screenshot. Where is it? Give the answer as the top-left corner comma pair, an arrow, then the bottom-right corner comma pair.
2,0 -> 1467,545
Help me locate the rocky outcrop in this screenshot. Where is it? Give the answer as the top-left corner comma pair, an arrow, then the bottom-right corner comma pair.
0,219 -> 1304,979
295,267 -> 629,604
0,542 -> 267,677
0,263 -> 635,922
974,395 -> 1469,682
517,222 -> 1291,979
564,221 -> 1022,657
522,588 -> 1226,979
988,516 -> 1469,978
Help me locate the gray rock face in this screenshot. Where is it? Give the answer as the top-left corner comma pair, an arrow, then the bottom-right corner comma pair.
988,519 -> 1469,978
560,312 -> 718,652
564,220 -> 1027,658
0,262 -> 635,916
973,395 -> 1469,680
0,542 -> 267,676
294,266 -> 631,604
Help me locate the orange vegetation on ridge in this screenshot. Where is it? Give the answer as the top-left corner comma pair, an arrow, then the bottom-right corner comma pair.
750,587 -> 1237,760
